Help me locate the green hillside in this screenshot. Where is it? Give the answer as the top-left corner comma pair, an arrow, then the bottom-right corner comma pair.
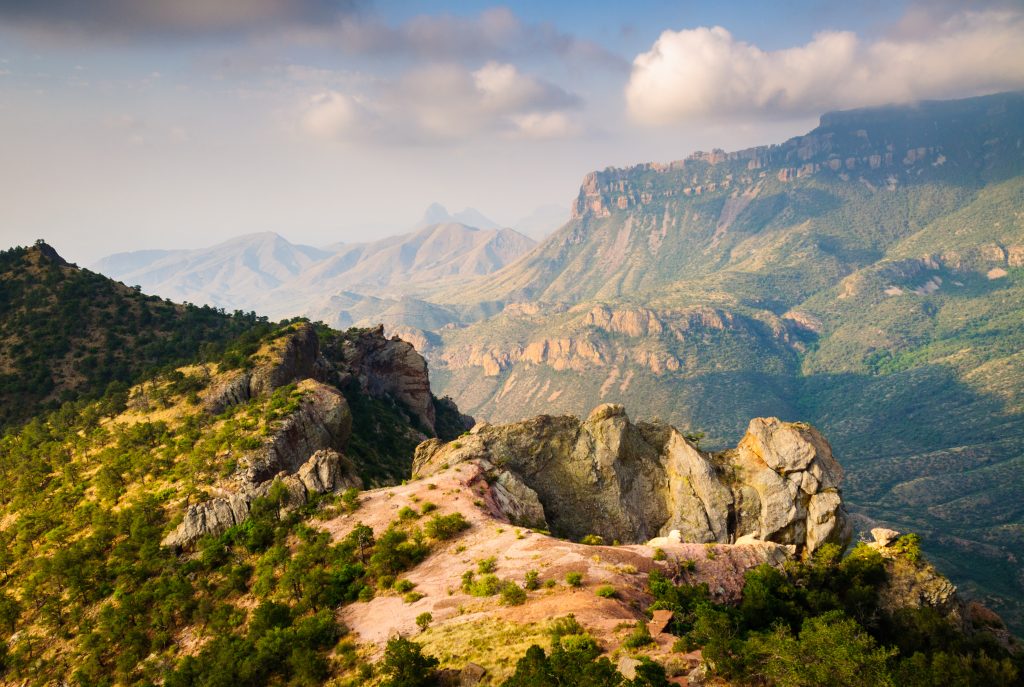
0,242 -> 266,430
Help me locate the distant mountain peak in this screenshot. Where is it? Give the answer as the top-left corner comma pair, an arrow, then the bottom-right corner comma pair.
416,203 -> 500,230
418,202 -> 451,227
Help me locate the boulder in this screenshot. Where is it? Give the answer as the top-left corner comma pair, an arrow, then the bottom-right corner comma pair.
871,527 -> 901,547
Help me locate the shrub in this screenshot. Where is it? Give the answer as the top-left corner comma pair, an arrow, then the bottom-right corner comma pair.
500,581 -> 528,606
420,502 -> 438,515
394,579 -> 415,593
891,533 -> 922,562
368,525 -> 429,577
415,612 -> 432,632
397,506 -> 419,521
524,570 -> 540,591
424,513 -> 470,541
623,620 -> 655,649
653,548 -> 667,561
595,585 -> 617,599
565,572 -> 584,587
581,534 -> 604,546
468,574 -> 502,597
548,614 -> 585,641
478,557 -> 498,573
341,487 -> 360,511
379,636 -> 438,687
404,592 -> 425,604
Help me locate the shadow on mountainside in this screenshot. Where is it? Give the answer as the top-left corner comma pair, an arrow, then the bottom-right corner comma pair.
795,364 -> 1024,635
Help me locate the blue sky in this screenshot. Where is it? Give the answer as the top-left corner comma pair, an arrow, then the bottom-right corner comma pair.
0,0 -> 1021,263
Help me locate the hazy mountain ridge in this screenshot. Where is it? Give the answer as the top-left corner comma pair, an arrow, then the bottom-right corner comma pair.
93,222 -> 536,327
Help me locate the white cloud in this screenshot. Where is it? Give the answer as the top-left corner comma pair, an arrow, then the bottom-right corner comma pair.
626,8 -> 1024,124
299,61 -> 581,144
511,111 -> 579,139
301,91 -> 368,139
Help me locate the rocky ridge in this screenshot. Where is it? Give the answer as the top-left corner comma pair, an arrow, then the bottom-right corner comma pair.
163,322 -> 448,548
413,404 -> 850,555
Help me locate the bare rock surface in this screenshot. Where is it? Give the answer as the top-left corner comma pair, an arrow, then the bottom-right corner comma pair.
332,325 -> 437,432
325,459 -> 796,680
414,406 -> 851,554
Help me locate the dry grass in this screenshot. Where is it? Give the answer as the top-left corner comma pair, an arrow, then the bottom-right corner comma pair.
416,615 -> 552,684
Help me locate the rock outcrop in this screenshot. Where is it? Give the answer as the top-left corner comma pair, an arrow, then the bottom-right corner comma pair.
413,405 -> 850,555
241,379 -> 352,483
203,323 -> 329,415
328,325 -> 437,432
165,323 -> 453,548
162,449 -> 361,549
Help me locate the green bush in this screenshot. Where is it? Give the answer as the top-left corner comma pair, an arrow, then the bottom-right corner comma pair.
595,585 -> 617,599
424,513 -> 471,540
622,621 -> 654,649
379,636 -> 439,687
500,582 -> 528,606
466,574 -> 502,597
478,557 -> 498,574
565,572 -> 583,587
524,570 -> 540,591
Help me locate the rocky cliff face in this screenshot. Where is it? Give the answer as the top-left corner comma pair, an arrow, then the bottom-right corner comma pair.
413,404 -> 850,555
327,325 -> 437,432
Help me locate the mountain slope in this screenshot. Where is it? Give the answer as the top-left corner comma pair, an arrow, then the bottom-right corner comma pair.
0,242 -> 264,430
422,91 -> 1024,631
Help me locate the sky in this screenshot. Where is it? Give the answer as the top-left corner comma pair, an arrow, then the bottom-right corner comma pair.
1,0 -> 1023,264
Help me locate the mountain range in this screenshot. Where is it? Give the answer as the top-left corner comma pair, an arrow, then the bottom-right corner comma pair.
0,242 -> 1018,686
84,91 -> 1024,633
93,221 -> 536,328
204,91 -> 1024,633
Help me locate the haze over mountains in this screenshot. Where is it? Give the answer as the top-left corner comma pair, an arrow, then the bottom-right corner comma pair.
94,213 -> 538,327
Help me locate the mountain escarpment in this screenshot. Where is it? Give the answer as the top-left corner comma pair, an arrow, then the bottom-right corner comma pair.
413,404 -> 849,555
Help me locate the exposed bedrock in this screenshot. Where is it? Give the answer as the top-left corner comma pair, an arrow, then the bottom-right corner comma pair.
413,404 -> 851,555
162,449 -> 361,549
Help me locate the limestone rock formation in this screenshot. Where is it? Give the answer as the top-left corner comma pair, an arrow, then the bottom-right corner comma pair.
162,449 -> 361,549
413,405 -> 851,554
